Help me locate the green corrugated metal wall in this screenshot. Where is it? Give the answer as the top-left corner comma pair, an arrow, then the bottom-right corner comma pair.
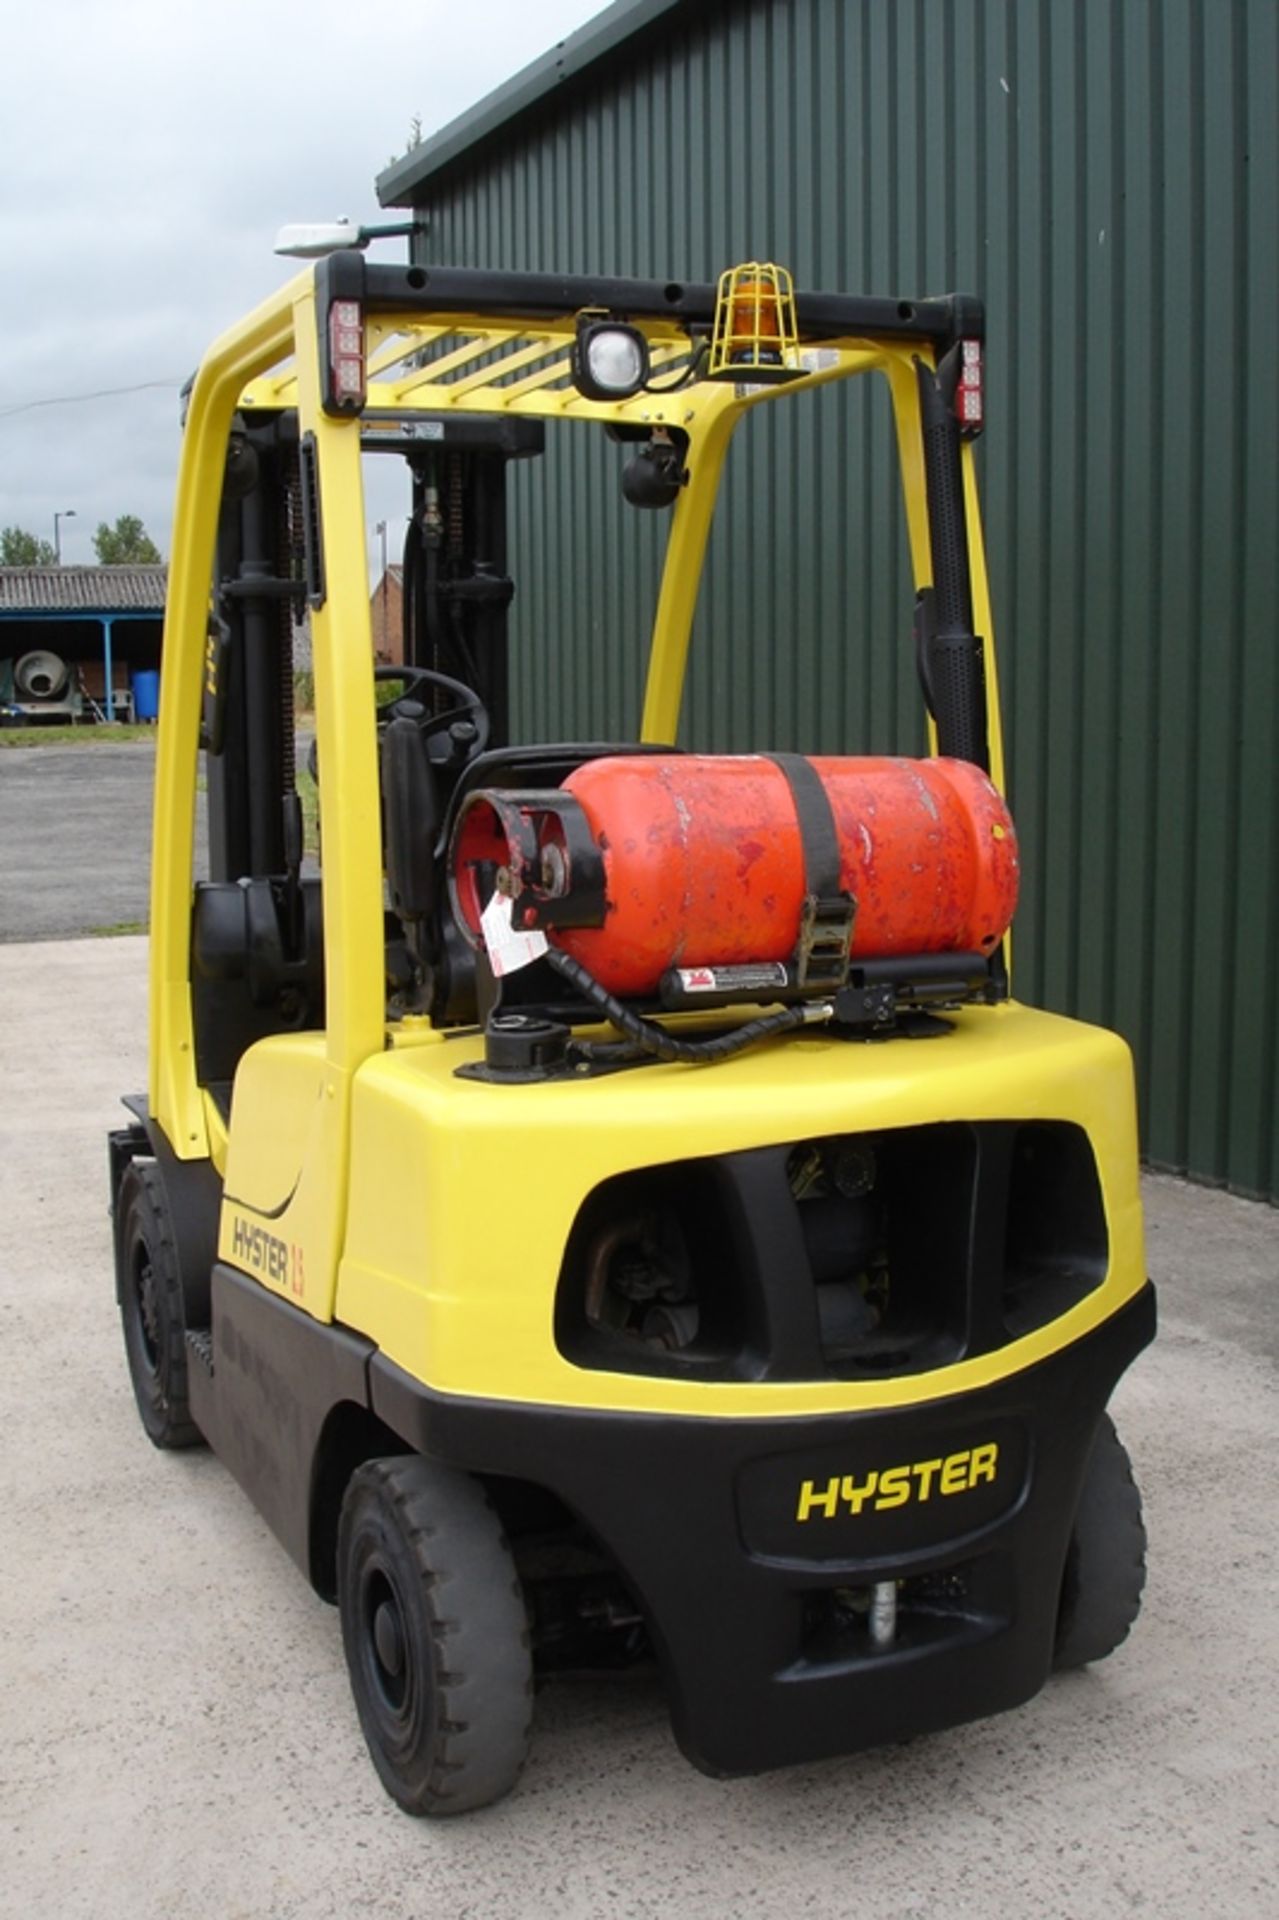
407,0 -> 1279,1201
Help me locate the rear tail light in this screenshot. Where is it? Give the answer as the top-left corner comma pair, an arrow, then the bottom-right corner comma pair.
956,338 -> 983,435
326,298 -> 365,413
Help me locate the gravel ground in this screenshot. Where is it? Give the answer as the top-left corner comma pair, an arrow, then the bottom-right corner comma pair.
0,936 -> 1276,1920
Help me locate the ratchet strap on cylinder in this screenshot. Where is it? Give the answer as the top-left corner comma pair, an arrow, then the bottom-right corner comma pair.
765,752 -> 857,990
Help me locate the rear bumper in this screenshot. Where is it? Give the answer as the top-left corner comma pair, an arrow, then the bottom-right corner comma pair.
372,1281 -> 1156,1777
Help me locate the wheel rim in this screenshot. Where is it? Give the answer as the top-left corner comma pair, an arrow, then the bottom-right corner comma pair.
361,1562 -> 416,1722
133,1246 -> 161,1373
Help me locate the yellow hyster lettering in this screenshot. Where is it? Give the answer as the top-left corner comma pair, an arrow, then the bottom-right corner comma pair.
793,1443 -> 1001,1521
796,1477 -> 842,1522
874,1465 -> 911,1510
940,1450 -> 972,1495
840,1471 -> 879,1515
911,1458 -> 944,1501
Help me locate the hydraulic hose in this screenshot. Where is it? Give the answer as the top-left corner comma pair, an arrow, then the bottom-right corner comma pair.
547,947 -> 831,1065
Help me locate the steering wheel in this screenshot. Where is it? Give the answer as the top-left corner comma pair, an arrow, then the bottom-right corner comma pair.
374,664 -> 490,772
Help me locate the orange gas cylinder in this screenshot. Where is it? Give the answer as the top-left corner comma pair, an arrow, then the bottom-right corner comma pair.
451,754 -> 1019,997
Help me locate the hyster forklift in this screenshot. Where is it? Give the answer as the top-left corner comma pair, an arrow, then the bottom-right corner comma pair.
109,244 -> 1154,1815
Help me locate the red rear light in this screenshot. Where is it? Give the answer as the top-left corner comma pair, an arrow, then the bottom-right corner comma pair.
327,298 -> 365,412
956,338 -> 983,434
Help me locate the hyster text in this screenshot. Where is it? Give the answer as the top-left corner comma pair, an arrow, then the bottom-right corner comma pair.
231,1214 -> 304,1295
795,1443 -> 999,1521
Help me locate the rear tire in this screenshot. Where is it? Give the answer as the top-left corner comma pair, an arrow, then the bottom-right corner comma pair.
338,1456 -> 533,1816
115,1159 -> 203,1449
1053,1412 -> 1146,1670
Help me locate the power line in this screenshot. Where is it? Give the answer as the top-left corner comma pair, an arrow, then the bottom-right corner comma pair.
0,378 -> 186,422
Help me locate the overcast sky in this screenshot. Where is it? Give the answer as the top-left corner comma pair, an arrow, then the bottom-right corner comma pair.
0,0 -> 606,569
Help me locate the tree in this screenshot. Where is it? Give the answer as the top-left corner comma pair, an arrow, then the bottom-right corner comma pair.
0,526 -> 56,565
93,515 -> 162,565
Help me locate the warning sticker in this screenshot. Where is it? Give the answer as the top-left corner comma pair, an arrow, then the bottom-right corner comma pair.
676,962 -> 788,994
480,892 -> 549,977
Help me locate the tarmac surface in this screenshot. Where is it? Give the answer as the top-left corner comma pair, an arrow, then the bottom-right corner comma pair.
0,739 -> 205,940
0,932 -> 1276,1920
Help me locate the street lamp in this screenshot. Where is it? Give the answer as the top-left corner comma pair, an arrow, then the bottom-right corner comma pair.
53,509 -> 76,564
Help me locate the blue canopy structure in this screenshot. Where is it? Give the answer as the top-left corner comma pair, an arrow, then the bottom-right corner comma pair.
0,566 -> 166,719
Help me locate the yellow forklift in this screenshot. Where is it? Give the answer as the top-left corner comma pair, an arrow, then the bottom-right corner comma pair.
109,244 -> 1153,1815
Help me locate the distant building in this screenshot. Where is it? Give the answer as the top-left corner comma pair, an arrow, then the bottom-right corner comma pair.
370,565 -> 403,665
0,565 -> 165,720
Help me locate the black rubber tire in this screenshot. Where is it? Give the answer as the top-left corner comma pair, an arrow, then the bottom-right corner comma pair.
337,1456 -> 533,1816
1053,1411 -> 1146,1670
115,1159 -> 203,1449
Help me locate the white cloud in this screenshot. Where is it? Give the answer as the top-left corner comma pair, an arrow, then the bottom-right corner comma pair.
0,0 -> 606,559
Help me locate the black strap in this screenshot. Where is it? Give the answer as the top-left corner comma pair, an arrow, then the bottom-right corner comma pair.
765,753 -> 844,899
765,753 -> 856,989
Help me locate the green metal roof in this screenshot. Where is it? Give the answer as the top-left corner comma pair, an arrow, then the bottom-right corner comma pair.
376,0 -> 690,206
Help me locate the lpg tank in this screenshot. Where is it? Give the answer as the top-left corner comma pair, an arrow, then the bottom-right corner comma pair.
451,754 -> 1019,998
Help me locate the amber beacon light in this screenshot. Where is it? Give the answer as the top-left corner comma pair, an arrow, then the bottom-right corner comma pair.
707,262 -> 800,383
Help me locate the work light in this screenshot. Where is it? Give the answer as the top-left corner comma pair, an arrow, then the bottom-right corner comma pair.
572,319 -> 651,401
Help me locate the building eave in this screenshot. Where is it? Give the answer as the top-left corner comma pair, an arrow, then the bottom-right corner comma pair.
377,0 -> 691,206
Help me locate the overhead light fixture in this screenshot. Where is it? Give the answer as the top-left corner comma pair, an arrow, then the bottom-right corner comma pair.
571,317 -> 651,402
274,217 -> 425,260
275,219 -> 358,259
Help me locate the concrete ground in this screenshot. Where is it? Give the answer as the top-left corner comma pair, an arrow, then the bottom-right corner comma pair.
1,934 -> 1276,1920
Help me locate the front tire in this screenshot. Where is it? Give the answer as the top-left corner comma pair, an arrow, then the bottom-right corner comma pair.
338,1456 -> 533,1816
115,1159 -> 203,1449
1054,1412 -> 1146,1670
